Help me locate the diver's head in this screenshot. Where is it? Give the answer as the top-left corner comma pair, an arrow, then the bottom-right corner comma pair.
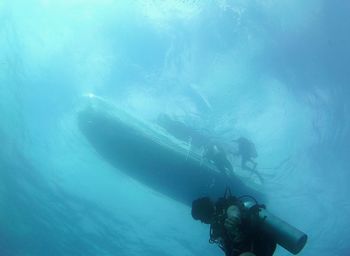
191,197 -> 215,224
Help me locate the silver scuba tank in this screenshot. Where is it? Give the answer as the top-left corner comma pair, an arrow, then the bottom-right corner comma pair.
243,200 -> 308,255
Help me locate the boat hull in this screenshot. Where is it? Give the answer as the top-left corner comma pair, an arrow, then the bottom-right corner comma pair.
78,97 -> 266,205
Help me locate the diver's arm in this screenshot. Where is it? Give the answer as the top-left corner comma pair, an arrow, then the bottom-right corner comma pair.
225,205 -> 241,225
224,205 -> 243,243
225,206 -> 257,256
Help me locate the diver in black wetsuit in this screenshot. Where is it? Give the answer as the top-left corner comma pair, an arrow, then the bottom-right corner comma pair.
232,137 -> 257,172
191,192 -> 276,256
191,189 -> 308,256
203,142 -> 234,176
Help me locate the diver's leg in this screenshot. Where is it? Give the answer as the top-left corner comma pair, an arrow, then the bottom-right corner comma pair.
243,159 -> 264,183
241,156 -> 250,171
248,158 -> 257,170
253,161 -> 257,170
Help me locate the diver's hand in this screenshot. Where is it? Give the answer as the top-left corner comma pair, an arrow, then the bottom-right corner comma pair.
225,205 -> 242,242
225,217 -> 242,242
224,216 -> 240,229
226,205 -> 241,223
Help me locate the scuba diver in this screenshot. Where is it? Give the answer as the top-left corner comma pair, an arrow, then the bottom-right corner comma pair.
191,189 -> 307,256
232,137 -> 258,172
203,142 -> 234,176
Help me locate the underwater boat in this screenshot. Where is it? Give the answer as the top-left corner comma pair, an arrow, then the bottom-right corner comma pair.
77,95 -> 266,205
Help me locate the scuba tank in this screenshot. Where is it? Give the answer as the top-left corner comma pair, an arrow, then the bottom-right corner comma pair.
242,198 -> 308,255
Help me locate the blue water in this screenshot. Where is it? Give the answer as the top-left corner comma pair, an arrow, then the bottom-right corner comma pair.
1,1 -> 349,255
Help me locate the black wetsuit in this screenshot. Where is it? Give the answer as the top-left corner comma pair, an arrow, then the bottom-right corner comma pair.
210,197 -> 276,256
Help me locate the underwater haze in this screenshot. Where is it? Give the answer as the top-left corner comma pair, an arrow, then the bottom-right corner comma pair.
1,1 -> 349,256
